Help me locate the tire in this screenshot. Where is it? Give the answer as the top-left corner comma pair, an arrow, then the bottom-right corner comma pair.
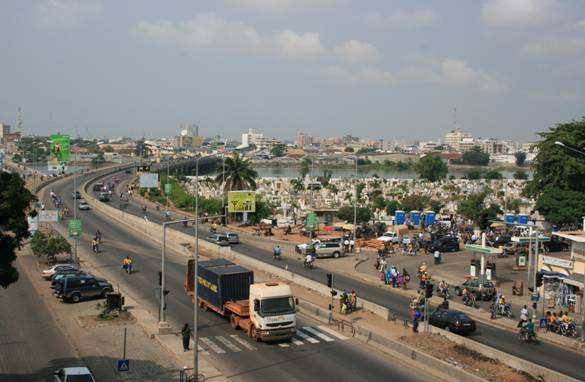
101,288 -> 111,298
71,293 -> 81,303
250,325 -> 261,342
333,251 -> 340,258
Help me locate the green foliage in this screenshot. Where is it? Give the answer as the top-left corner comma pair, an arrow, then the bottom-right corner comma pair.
462,146 -> 490,166
429,199 -> 444,213
344,146 -> 354,152
0,173 -> 36,288
299,158 -> 311,179
317,168 -> 333,186
525,118 -> 585,225
30,231 -> 71,261
385,200 -> 402,215
248,199 -> 273,225
458,192 -> 502,229
414,155 -> 448,182
357,147 -> 376,155
92,151 -> 105,168
270,144 -> 286,157
291,178 -> 305,192
12,153 -> 22,163
336,206 -> 372,224
357,158 -> 371,165
326,183 -> 338,194
507,198 -> 522,214
217,154 -> 258,190
515,152 -> 526,167
513,170 -> 529,180
466,169 -> 483,180
484,170 -> 503,180
400,194 -> 430,212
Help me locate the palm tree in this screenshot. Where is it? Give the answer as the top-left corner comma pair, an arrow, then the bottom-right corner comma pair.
216,154 -> 258,191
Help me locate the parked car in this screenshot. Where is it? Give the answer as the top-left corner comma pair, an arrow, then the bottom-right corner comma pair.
98,192 -> 110,202
42,264 -> 77,280
226,232 -> 240,244
429,236 -> 460,252
207,233 -> 230,246
78,201 -> 91,210
58,275 -> 113,303
72,191 -> 81,200
429,309 -> 476,334
376,231 -> 400,243
454,278 -> 496,301
296,241 -> 344,258
54,367 -> 95,382
51,271 -> 89,289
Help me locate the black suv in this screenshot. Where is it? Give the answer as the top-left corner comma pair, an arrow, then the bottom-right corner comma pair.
454,278 -> 496,301
429,309 -> 476,334
59,275 -> 113,303
429,236 -> 460,252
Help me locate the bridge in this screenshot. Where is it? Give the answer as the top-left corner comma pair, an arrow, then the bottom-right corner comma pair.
150,156 -> 221,177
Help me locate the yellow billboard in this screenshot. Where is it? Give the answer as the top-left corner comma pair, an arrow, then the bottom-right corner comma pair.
228,191 -> 256,213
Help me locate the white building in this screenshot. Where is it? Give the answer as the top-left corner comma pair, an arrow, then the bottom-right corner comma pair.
444,128 -> 473,152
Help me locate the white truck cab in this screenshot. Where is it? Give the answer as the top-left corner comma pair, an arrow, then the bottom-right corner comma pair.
249,282 -> 297,341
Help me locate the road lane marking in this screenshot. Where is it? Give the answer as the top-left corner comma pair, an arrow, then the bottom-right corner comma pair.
295,330 -> 319,344
200,337 -> 226,354
229,335 -> 257,350
317,325 -> 349,340
278,343 -> 290,348
197,344 -> 208,354
216,336 -> 241,352
302,326 -> 335,342
291,337 -> 304,346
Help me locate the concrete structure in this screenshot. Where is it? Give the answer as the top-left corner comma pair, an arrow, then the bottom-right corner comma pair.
482,138 -> 506,155
296,131 -> 313,147
443,128 -> 472,152
0,122 -> 11,144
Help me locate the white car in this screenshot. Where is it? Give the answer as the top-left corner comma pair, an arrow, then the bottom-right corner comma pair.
42,264 -> 77,279
54,367 -> 95,382
376,232 -> 400,243
78,201 -> 91,210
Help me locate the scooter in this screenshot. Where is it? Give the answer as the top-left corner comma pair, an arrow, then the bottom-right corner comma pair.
518,328 -> 536,342
303,259 -> 315,269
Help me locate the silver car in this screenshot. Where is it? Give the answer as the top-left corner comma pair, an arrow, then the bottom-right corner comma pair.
226,232 -> 239,244
207,234 -> 230,246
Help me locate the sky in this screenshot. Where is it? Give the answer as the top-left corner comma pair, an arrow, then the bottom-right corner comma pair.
1,0 -> 584,142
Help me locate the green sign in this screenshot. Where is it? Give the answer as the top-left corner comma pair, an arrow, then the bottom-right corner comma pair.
305,212 -> 318,231
68,219 -> 82,237
228,191 -> 256,213
50,134 -> 70,163
164,183 -> 172,195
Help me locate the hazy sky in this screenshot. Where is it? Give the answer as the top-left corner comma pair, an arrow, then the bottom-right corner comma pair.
1,0 -> 584,141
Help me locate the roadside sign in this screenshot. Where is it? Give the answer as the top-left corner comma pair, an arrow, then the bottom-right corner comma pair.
117,359 -> 129,372
39,210 -> 59,222
164,183 -> 172,195
28,216 -> 39,233
305,212 -> 318,231
68,219 -> 82,237
50,134 -> 70,163
139,173 -> 158,188
228,191 -> 256,213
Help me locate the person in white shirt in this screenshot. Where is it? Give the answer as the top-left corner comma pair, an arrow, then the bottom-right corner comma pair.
520,305 -> 529,322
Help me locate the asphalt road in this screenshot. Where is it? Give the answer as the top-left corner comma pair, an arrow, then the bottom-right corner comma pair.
90,168 -> 585,380
45,169 -> 433,382
0,256 -> 80,382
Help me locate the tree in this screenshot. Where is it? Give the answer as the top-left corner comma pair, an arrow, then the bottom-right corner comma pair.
513,170 -> 529,180
429,199 -> 444,213
92,151 -> 105,168
248,199 -> 273,225
484,170 -> 503,180
458,192 -> 502,229
216,154 -> 258,191
336,206 -> 372,224
414,155 -> 448,182
525,118 -> 585,225
466,169 -> 483,180
291,178 -> 305,192
357,147 -> 376,155
462,146 -> 490,166
344,146 -> 354,152
385,200 -> 402,215
515,151 -> 526,167
317,168 -> 333,186
299,158 -> 311,179
30,231 -> 71,263
270,144 -> 286,157
400,195 -> 430,212
0,173 -> 36,288
102,145 -> 114,153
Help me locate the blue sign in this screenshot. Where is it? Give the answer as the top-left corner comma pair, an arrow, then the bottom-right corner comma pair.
117,359 -> 130,372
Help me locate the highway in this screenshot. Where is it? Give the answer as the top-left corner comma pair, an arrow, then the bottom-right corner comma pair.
45,168 -> 435,382
88,166 -> 585,380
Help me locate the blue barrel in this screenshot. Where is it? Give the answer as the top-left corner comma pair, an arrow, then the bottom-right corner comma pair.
395,210 -> 406,225
518,214 -> 528,225
411,211 -> 420,226
505,214 -> 516,224
424,211 -> 436,226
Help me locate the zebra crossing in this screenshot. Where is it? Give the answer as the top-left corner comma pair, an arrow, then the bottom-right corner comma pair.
197,325 -> 348,355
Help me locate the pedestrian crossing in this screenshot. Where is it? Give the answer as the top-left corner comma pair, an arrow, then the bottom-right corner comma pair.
197,325 -> 347,355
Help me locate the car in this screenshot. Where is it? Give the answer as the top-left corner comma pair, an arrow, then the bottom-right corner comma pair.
58,275 -> 113,303
429,309 -> 476,334
98,192 -> 110,202
78,201 -> 91,210
54,367 -> 95,382
454,278 -> 496,301
429,236 -> 460,252
51,271 -> 89,289
42,264 -> 77,279
377,231 -> 400,243
296,241 -> 344,258
207,234 -> 230,246
72,191 -> 81,200
226,232 -> 239,244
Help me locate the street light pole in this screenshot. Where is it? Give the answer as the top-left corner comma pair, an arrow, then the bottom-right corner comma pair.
194,156 -> 200,381
353,156 -> 357,256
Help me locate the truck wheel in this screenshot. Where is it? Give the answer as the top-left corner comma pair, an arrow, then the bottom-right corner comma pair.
250,325 -> 261,342
230,315 -> 239,330
71,293 -> 81,303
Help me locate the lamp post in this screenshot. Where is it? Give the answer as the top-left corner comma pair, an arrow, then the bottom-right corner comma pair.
554,140 -> 585,342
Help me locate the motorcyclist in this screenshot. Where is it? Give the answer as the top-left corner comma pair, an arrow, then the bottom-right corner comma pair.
91,238 -> 99,253
304,253 -> 315,268
433,250 -> 441,264
273,245 -> 281,260
520,318 -> 535,340
95,230 -> 102,243
438,280 -> 448,297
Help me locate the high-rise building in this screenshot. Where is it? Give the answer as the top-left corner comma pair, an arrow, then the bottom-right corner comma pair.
444,128 -> 472,152
296,131 -> 313,147
0,123 -> 11,144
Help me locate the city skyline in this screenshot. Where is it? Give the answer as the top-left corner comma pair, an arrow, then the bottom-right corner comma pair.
1,1 -> 584,140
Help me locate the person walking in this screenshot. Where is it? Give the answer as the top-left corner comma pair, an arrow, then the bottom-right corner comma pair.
181,323 -> 192,351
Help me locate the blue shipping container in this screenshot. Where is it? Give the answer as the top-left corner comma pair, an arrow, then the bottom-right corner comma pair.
411,211 -> 420,226
395,210 -> 405,225
518,214 -> 528,225
424,211 -> 435,226
197,259 -> 254,309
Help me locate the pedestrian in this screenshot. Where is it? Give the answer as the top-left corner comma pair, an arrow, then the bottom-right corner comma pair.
413,309 -> 421,333
349,238 -> 355,253
181,323 -> 191,351
349,290 -> 357,311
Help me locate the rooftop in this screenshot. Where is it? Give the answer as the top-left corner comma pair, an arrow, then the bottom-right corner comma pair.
553,231 -> 585,243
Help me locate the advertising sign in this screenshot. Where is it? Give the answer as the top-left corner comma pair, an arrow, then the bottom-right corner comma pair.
305,212 -> 318,231
68,219 -> 82,237
139,173 -> 159,188
228,191 -> 256,213
50,134 -> 70,163
542,255 -> 573,269
27,216 -> 39,233
39,210 -> 59,222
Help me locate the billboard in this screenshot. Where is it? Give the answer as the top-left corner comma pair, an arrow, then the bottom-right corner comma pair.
50,134 -> 70,163
228,191 -> 256,213
139,173 -> 159,188
39,210 -> 59,222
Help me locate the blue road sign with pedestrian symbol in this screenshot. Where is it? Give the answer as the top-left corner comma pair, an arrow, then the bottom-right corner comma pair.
117,359 -> 130,372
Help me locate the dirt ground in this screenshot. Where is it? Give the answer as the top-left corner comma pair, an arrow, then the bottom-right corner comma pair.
401,333 -> 538,382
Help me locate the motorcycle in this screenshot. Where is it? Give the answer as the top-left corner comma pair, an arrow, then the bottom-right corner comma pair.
437,287 -> 451,300
559,322 -> 578,338
518,328 -> 536,342
303,258 -> 315,269
462,294 -> 480,309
